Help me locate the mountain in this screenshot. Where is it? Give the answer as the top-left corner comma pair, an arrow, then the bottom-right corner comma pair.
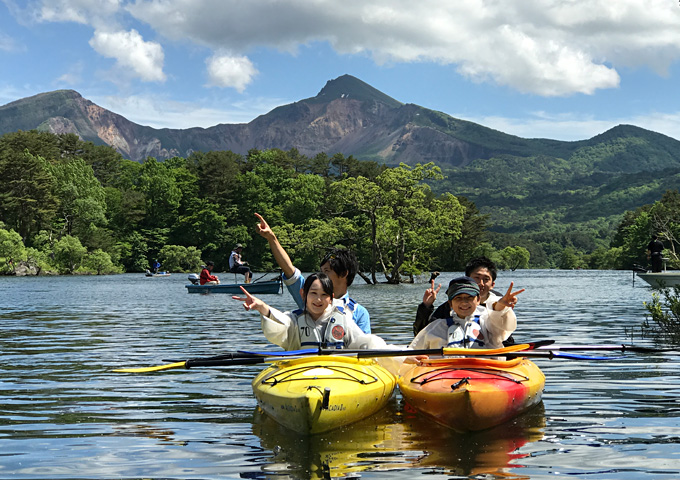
0,74 -> 651,168
4,75 -> 680,265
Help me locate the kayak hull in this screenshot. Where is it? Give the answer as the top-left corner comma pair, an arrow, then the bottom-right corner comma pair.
252,355 -> 397,434
398,356 -> 545,432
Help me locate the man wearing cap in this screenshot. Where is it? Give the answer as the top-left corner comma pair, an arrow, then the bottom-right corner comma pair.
229,244 -> 252,283
408,276 -> 523,351
413,257 -> 504,336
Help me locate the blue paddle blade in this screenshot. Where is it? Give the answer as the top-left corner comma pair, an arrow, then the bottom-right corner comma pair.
237,348 -> 318,357
511,351 -> 621,360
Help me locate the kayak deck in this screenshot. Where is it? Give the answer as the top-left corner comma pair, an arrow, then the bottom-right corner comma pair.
252,355 -> 397,434
398,356 -> 545,432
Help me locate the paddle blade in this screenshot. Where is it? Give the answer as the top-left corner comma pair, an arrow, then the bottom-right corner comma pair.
442,343 -> 532,356
113,361 -> 187,373
508,351 -> 620,360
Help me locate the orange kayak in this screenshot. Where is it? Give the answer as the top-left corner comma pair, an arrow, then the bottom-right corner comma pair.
398,356 -> 545,432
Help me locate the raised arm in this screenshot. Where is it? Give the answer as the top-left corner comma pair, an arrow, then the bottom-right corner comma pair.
232,286 -> 270,316
255,213 -> 296,278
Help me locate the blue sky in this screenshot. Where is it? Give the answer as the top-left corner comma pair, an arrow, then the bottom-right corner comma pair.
2,0 -> 680,141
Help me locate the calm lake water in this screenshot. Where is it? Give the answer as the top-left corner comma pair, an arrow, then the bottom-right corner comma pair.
1,270 -> 680,479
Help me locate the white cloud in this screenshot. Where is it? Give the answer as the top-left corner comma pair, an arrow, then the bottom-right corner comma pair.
92,93 -> 285,129
37,0 -> 121,26
124,0 -> 680,97
462,111 -> 680,142
0,33 -> 23,52
55,62 -> 84,86
89,29 -> 166,82
205,54 -> 258,92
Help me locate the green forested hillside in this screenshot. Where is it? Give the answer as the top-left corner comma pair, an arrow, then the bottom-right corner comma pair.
435,125 -> 680,267
2,121 -> 680,275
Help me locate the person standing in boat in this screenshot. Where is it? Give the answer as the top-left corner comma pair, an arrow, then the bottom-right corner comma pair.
200,261 -> 220,285
647,235 -> 665,273
408,276 -> 522,351
413,257 -> 505,336
254,213 -> 371,334
229,243 -> 252,283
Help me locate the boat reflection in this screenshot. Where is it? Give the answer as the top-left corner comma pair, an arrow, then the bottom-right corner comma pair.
250,399 -> 545,479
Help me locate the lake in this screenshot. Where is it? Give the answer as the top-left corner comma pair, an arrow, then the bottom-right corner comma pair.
1,270 -> 679,479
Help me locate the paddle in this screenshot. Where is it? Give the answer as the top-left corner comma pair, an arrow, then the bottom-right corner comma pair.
116,349 -> 615,372
535,344 -> 676,353
113,341 -> 557,373
113,350 -> 311,373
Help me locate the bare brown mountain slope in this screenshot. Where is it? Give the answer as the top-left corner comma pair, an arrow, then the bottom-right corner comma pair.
0,75 -> 521,166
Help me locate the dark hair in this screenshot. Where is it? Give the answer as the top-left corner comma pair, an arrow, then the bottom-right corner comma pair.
464,256 -> 497,281
302,272 -> 334,313
206,260 -> 214,266
320,249 -> 358,287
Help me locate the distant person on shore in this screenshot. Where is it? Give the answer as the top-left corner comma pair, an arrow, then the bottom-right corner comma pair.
255,213 -> 371,334
647,235 -> 665,273
200,261 -> 220,285
229,244 -> 252,283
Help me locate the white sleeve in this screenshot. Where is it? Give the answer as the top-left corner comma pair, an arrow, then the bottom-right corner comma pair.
408,318 -> 448,350
260,308 -> 298,350
483,306 -> 517,346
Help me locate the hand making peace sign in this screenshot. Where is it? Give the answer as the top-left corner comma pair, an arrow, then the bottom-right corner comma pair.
232,286 -> 269,316
494,282 -> 524,310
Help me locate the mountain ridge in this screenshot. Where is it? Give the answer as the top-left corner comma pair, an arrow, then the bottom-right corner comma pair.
1,75 -> 680,176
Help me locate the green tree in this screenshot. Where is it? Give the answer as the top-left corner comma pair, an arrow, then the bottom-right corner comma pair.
0,227 -> 25,274
49,157 -> 107,242
83,249 -> 120,275
159,244 -> 202,272
54,235 -> 87,274
558,246 -> 586,270
24,247 -> 52,275
0,150 -> 58,242
498,246 -> 530,271
332,163 -> 464,283
116,231 -> 149,272
138,158 -> 182,229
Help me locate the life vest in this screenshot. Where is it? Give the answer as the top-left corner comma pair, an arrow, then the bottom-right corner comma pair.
295,306 -> 349,349
446,314 -> 485,348
335,296 -> 356,312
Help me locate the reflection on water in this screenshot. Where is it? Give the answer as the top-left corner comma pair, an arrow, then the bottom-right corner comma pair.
2,271 -> 680,479
252,399 -> 545,479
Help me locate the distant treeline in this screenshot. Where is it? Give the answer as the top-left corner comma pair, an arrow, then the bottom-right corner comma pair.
0,130 -> 675,277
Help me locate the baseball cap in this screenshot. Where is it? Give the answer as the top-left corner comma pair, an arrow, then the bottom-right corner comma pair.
446,276 -> 480,300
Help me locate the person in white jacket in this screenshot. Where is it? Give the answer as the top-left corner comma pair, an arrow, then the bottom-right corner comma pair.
408,275 -> 523,351
232,272 -> 388,352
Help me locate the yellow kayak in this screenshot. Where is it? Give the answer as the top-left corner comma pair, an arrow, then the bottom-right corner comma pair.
252,355 -> 397,434
398,356 -> 545,432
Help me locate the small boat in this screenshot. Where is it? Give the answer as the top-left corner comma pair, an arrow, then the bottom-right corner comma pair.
145,271 -> 171,277
252,355 -> 397,434
398,356 -> 545,432
185,274 -> 282,294
636,271 -> 680,288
